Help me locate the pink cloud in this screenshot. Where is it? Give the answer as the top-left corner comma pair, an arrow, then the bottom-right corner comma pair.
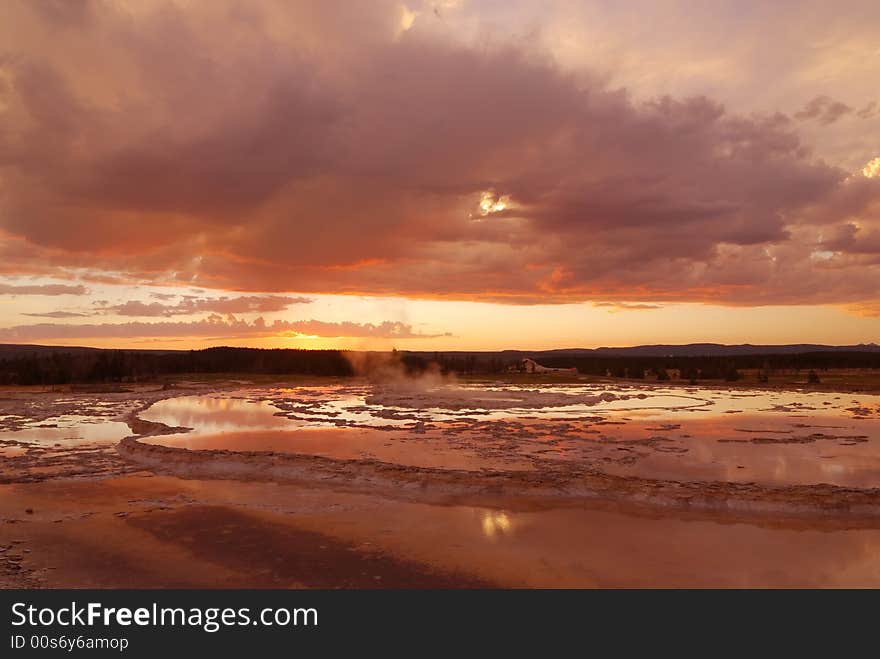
0,0 -> 878,309
794,96 -> 853,125
0,283 -> 87,296
106,295 -> 312,317
0,316 -> 450,341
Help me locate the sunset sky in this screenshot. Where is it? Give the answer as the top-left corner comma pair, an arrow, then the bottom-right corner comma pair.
1,0 -> 879,350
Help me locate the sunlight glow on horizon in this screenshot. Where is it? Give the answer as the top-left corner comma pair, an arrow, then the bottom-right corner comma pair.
1,1 -> 879,351
2,276 -> 879,351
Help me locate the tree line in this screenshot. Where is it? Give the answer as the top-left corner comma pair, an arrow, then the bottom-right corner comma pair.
0,347 -> 354,385
403,350 -> 880,380
532,351 -> 880,380
1,346 -> 878,385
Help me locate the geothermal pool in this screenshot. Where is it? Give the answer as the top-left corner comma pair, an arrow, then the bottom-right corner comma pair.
0,416 -> 129,457
137,384 -> 880,489
4,382 -> 880,587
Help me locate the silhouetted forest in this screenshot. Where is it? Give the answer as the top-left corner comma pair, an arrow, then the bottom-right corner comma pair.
1,346 -> 879,385
402,350 -> 880,381
533,351 -> 880,380
0,347 -> 354,385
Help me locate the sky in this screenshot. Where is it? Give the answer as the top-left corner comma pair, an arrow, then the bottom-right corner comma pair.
0,0 -> 879,351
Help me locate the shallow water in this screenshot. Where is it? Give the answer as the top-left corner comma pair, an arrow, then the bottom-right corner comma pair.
0,415 -> 131,457
7,474 -> 880,587
4,384 -> 880,586
139,384 -> 880,488
131,477 -> 880,588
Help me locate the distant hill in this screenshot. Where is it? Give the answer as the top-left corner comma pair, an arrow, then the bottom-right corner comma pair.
0,343 -> 173,358
3,341 -> 879,359
539,343 -> 880,357
423,343 -> 880,359
0,343 -> 103,357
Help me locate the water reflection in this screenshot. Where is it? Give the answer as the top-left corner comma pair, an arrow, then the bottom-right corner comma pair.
480,511 -> 513,538
153,478 -> 880,587
139,384 -> 880,488
0,415 -> 131,455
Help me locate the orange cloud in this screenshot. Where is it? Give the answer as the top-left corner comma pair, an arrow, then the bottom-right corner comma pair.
0,283 -> 87,296
0,0 -> 878,310
0,316 -> 450,342
105,295 -> 312,317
